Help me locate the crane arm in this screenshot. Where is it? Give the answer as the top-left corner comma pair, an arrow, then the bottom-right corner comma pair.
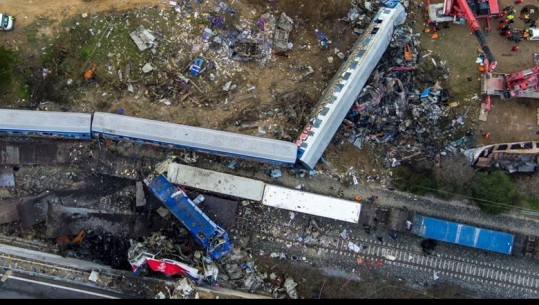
456,0 -> 497,71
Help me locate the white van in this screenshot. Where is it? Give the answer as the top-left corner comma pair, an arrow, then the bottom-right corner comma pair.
529,28 -> 539,41
0,13 -> 15,31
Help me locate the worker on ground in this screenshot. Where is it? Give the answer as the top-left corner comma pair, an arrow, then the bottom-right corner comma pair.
529,20 -> 536,27
522,29 -> 530,39
514,0 -> 523,5
368,195 -> 379,203
506,14 -> 515,23
504,29 -> 512,38
511,45 -> 520,52
485,131 -> 491,140
478,64 -> 485,72
503,5 -> 514,13
520,7 -> 529,20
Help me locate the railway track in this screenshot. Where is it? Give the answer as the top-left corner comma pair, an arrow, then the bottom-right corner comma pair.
235,214 -> 539,295
0,234 -> 117,284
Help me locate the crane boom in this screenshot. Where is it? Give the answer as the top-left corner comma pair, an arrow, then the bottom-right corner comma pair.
455,0 -> 497,71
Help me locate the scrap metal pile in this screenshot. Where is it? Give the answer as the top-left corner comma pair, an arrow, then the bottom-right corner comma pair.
336,12 -> 473,168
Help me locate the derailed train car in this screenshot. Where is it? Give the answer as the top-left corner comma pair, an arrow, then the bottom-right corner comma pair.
0,109 -> 299,166
91,112 -> 298,165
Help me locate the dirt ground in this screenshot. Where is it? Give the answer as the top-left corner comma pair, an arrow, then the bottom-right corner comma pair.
416,0 -> 539,146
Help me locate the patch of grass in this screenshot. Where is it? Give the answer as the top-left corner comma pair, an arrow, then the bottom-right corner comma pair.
23,17 -> 54,47
79,45 -> 93,61
394,166 -> 439,196
469,171 -> 517,214
0,47 -> 17,89
528,198 -> 539,210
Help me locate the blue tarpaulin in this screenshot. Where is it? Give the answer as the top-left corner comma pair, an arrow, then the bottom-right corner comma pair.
420,88 -> 431,98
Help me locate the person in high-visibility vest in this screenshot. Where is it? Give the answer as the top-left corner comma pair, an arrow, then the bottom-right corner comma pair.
506,14 -> 515,23
479,64 -> 485,72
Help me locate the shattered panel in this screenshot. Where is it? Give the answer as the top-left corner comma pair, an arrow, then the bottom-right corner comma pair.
273,29 -> 290,51
277,12 -> 293,31
0,167 -> 14,187
129,25 -> 156,51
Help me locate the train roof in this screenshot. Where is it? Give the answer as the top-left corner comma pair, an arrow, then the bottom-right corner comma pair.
412,214 -> 514,255
298,4 -> 406,169
262,184 -> 361,223
0,109 -> 92,134
167,163 -> 266,201
91,112 -> 298,164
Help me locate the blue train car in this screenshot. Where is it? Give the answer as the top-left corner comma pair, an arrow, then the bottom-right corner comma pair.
412,214 -> 514,255
144,174 -> 232,260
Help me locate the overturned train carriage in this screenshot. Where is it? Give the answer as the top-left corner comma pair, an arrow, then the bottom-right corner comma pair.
296,4 -> 407,169
144,174 -> 232,260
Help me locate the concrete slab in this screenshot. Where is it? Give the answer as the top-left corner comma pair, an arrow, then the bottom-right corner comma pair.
479,103 -> 489,121
0,197 -> 21,224
167,163 -> 265,201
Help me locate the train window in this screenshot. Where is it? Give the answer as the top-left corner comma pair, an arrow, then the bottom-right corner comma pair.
320,107 -> 330,116
374,19 -> 383,24
362,38 -> 371,46
349,61 -> 359,69
371,27 -> 379,35
510,144 -> 521,150
497,144 -> 508,150
312,118 -> 322,128
536,143 -> 539,148
357,50 -> 366,58
342,72 -> 351,81
523,142 -> 532,149
335,84 -> 344,93
327,96 -> 337,104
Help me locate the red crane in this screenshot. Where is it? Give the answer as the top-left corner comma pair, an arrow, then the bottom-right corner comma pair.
424,0 -> 500,110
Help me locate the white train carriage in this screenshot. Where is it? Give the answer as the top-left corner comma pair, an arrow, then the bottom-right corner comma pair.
91,112 -> 298,164
262,184 -> 361,223
296,4 -> 407,169
0,109 -> 92,139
